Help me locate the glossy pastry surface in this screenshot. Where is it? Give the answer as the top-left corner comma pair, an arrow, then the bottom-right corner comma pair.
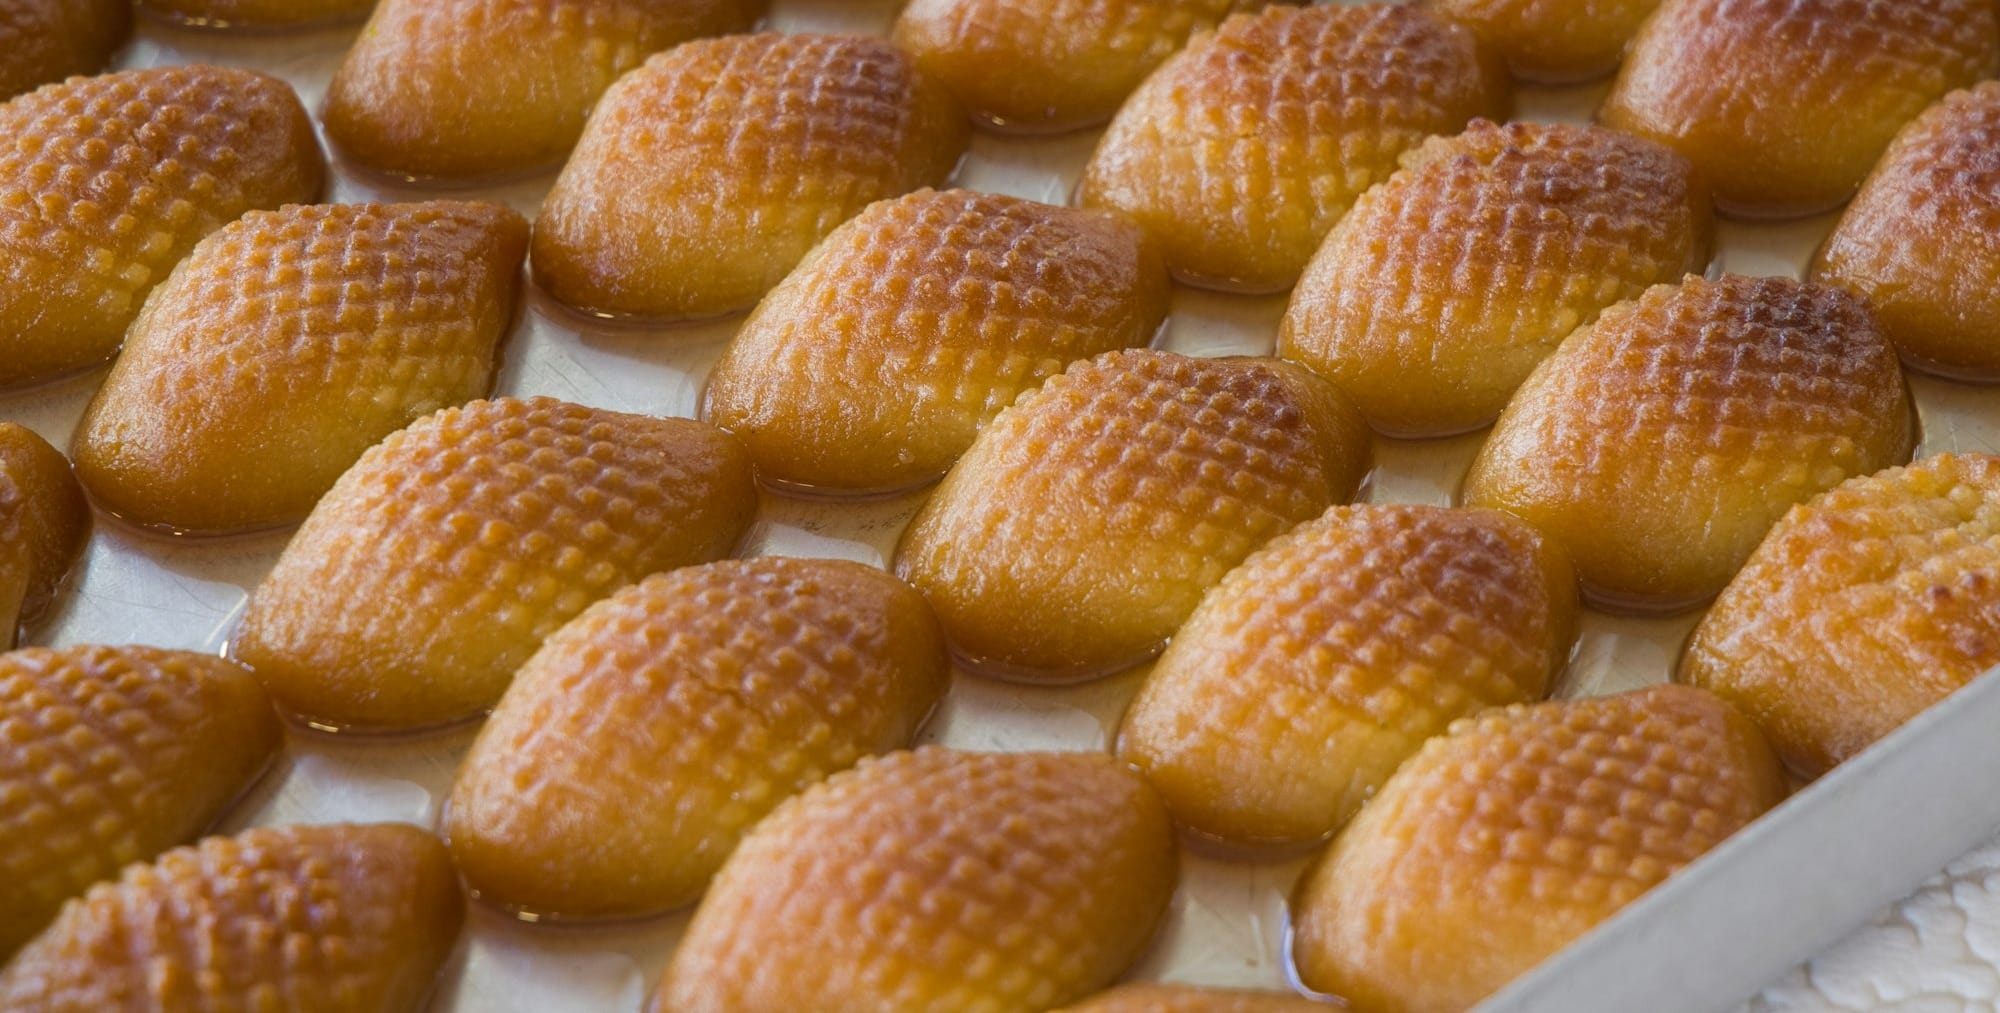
704,188 -> 1170,495
1055,984 -> 1330,1012
0,424 -> 87,643
140,0 -> 373,28
74,200 -> 528,535
1420,0 -> 1659,82
0,0 -> 129,100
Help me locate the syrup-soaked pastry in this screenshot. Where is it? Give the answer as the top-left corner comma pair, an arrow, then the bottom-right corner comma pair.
1056,984 -> 1331,1012
1077,4 -> 1508,293
0,425 -> 87,644
0,823 -> 463,1012
0,66 -> 324,387
0,0 -> 129,100
1291,685 -> 1787,1013
657,747 -> 1177,1013
323,0 -> 762,180
703,189 -> 1171,496
1419,0 -> 1659,83
892,0 -> 1292,134
73,201 -> 529,535
1463,274 -> 1914,613
1812,83 -> 2000,380
1118,504 -> 1576,847
445,558 -> 949,920
1600,0 -> 1999,218
532,33 -> 969,321
0,646 -> 279,957
1683,454 -> 2000,778
232,396 -> 757,732
893,348 -> 1370,679
139,0 -> 373,29
1279,120 -> 1710,437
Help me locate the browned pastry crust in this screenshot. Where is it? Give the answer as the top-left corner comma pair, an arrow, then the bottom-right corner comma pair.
1421,0 -> 1660,83
0,0 -> 129,100
0,424 -> 87,642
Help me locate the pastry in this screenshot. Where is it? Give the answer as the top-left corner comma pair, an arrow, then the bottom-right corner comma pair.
1077,4 -> 1508,292
1600,0 -> 1998,218
656,747 -> 1176,1013
0,646 -> 279,956
139,0 -> 373,29
1290,685 -> 1786,1013
1056,984 -> 1330,1012
892,0 -> 1290,133
1278,120 -> 1710,437
703,188 -> 1170,495
0,823 -> 463,1012
73,200 -> 528,535
1463,274 -> 1914,612
1683,453 -> 2000,778
532,32 -> 969,320
1811,83 -> 2000,380
893,348 -> 1370,679
1118,504 -> 1576,846
0,0 -> 129,100
0,424 -> 87,644
1419,0 -> 1660,83
0,65 -> 324,386
323,0 -> 763,179
231,396 -> 757,731
445,557 -> 948,919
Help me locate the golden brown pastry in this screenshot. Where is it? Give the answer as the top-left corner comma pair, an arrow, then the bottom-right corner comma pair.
1463,274 -> 1914,613
1291,685 -> 1786,1013
1600,0 -> 1998,218
232,396 -> 757,732
893,348 -> 1370,679
323,0 -> 762,179
73,201 -> 527,535
0,66 -> 324,387
703,189 -> 1171,496
892,0 -> 1291,133
1811,83 -> 2000,380
1279,120 -> 1710,436
1118,504 -> 1576,847
0,823 -> 463,1012
0,646 -> 279,957
0,425 -> 87,643
1420,0 -> 1659,83
1683,454 -> 2000,778
657,747 -> 1176,1013
532,33 -> 969,320
139,0 -> 372,29
1078,4 -> 1508,293
0,0 -> 129,100
1055,984 -> 1330,1012
445,557 -> 948,920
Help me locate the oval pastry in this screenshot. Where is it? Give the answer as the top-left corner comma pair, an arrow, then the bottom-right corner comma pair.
1118,504 -> 1576,847
1683,454 -> 2000,778
0,0 -> 129,100
1463,274 -> 1914,613
0,646 -> 279,957
893,348 -> 1371,679
1077,4 -> 1508,293
1279,120 -> 1711,437
532,32 -> 969,320
1811,83 -> 2000,380
324,0 -> 762,180
0,823 -> 463,1013
657,747 -> 1177,1013
1419,0 -> 1659,83
892,0 -> 1289,133
704,188 -> 1171,496
232,396 -> 757,732
445,557 -> 948,920
0,66 -> 325,387
1056,984 -> 1330,1012
1291,685 -> 1786,1013
1600,0 -> 1999,218
0,424 -> 88,644
139,0 -> 372,29
74,201 -> 528,535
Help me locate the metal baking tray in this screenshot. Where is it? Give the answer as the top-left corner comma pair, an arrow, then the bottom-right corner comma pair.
7,2 -> 1994,1009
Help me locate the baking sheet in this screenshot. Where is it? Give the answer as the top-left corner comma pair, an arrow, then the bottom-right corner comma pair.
6,2 -> 1996,1009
